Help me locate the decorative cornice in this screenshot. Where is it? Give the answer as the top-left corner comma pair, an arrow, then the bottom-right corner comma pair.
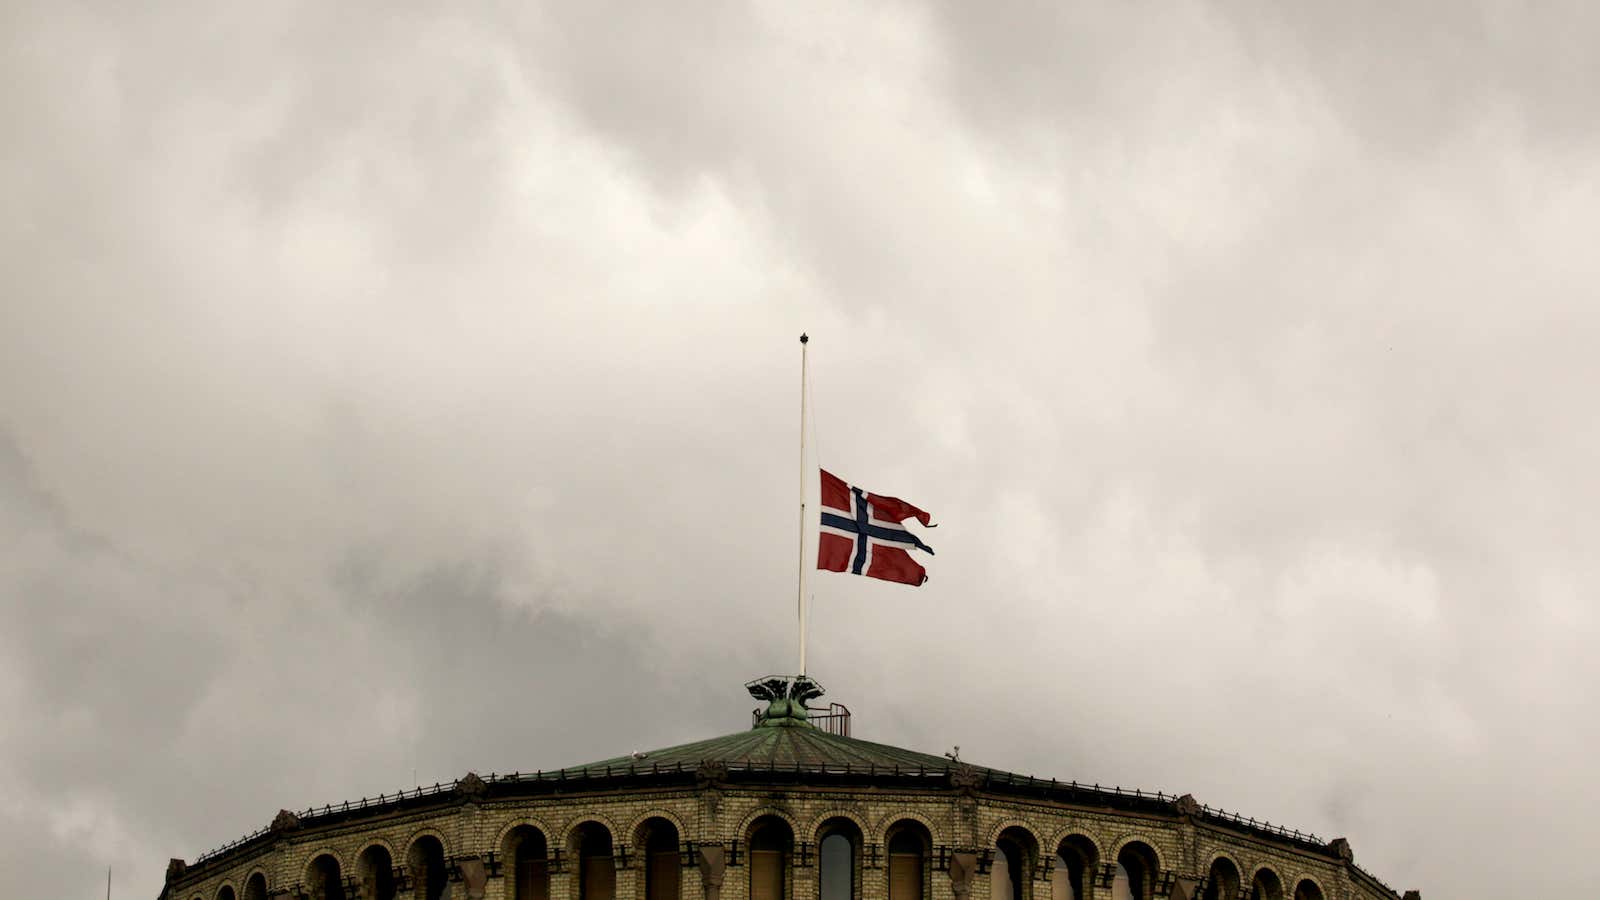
949,764 -> 982,798
1173,794 -> 1201,819
458,772 -> 489,801
1328,837 -> 1353,863
696,760 -> 730,791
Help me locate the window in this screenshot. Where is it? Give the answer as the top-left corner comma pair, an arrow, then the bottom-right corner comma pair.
574,823 -> 616,900
1115,843 -> 1159,900
408,837 -> 449,900
644,820 -> 681,900
308,855 -> 344,900
1250,869 -> 1283,900
1203,859 -> 1240,900
820,834 -> 853,900
1054,836 -> 1096,900
243,874 -> 268,900
887,829 -> 924,900
357,846 -> 396,900
748,818 -> 793,900
506,827 -> 549,900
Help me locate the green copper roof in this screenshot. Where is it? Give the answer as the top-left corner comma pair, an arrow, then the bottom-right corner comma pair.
172,675 -> 1362,887
564,675 -> 989,776
571,723 -> 975,775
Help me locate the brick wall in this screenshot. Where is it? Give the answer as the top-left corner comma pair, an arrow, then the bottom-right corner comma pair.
168,786 -> 1364,900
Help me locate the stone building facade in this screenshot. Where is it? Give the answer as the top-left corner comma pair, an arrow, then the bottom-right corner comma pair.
158,678 -> 1415,900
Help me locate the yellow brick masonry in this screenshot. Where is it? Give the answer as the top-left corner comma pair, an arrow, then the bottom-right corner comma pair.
168,786 -> 1367,900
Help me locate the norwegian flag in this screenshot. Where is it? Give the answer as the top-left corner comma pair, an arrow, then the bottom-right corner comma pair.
817,469 -> 935,586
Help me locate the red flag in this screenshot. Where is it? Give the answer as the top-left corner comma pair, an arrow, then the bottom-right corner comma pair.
817,469 -> 935,586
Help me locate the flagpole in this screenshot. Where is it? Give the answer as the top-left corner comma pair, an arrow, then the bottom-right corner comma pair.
797,333 -> 809,676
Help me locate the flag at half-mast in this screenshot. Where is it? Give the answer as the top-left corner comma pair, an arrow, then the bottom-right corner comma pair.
817,469 -> 935,586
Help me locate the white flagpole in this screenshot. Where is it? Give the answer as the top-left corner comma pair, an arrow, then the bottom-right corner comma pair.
797,333 -> 809,676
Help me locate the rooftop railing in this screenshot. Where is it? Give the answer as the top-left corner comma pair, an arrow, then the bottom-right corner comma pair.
1351,863 -> 1399,897
810,702 -> 852,736
1197,804 -> 1323,846
749,703 -> 852,735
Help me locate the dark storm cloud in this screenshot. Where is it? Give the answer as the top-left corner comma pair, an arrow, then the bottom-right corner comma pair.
3,3 -> 1595,899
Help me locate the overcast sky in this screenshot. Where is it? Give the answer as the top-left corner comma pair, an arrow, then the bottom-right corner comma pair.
4,2 -> 1597,898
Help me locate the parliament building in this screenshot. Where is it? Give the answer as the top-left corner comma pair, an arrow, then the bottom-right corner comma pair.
156,677 -> 1416,900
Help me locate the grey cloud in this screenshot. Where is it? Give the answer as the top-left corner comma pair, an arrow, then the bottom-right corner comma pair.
925,1 -> 1600,150
4,3 -> 1594,900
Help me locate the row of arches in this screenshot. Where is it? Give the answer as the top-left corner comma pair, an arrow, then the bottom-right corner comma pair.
503,815 -> 936,900
199,835 -> 453,900
1200,856 -> 1326,900
197,820 -> 1329,900
206,874 -> 262,900
991,827 -> 1155,900
736,815 -> 936,900
987,827 -> 1328,900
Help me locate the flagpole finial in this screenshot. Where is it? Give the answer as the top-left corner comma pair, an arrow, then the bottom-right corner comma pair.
800,333 -> 808,344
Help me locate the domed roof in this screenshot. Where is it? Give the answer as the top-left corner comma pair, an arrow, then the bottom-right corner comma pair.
168,674 -> 1389,897
572,721 -> 971,775
563,675 -> 990,778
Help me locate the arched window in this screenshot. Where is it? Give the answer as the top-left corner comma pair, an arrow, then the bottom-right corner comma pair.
308,855 -> 345,900
574,822 -> 616,900
886,822 -> 928,900
641,819 -> 681,900
1114,843 -> 1158,900
1053,836 -> 1096,900
1293,881 -> 1324,900
504,826 -> 549,900
1202,859 -> 1240,900
1250,870 -> 1283,900
217,886 -> 237,900
356,845 -> 396,900
243,874 -> 268,900
408,836 -> 449,900
989,847 -> 1014,900
747,817 -> 793,900
817,818 -> 861,900
991,828 -> 1034,900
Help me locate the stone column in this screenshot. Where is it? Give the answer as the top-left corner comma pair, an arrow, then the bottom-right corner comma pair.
1168,877 -> 1199,900
698,846 -> 728,900
458,857 -> 489,900
948,853 -> 978,900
